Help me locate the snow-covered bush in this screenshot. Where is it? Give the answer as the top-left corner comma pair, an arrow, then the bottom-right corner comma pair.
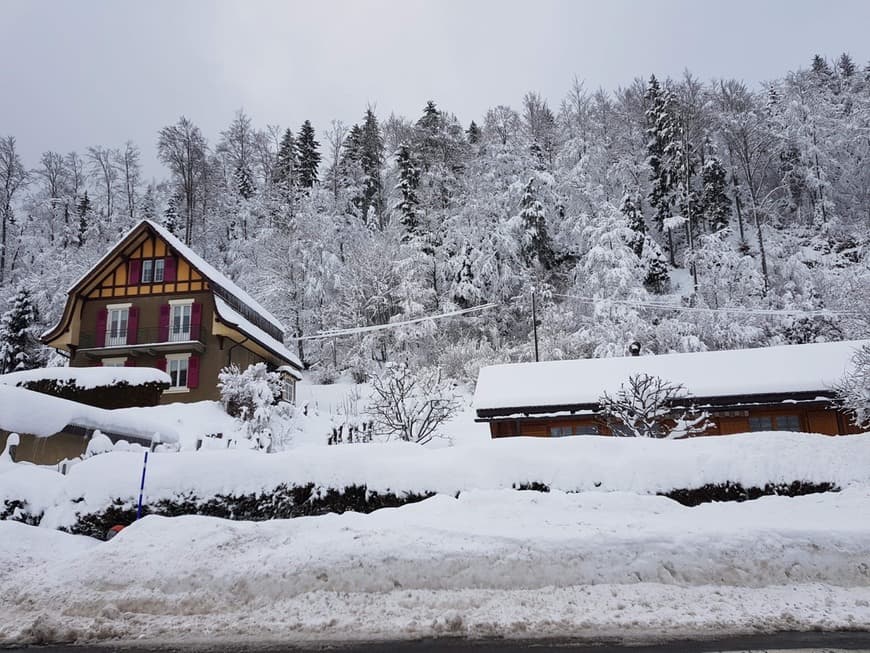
218,363 -> 291,451
834,343 -> 870,429
367,361 -> 459,445
598,373 -> 711,439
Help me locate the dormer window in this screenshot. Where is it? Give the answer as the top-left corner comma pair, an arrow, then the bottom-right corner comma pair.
141,258 -> 165,284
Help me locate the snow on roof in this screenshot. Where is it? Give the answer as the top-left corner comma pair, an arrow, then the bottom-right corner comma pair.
214,297 -> 303,371
0,386 -> 178,443
474,339 -> 870,412
0,366 -> 170,390
144,220 -> 286,333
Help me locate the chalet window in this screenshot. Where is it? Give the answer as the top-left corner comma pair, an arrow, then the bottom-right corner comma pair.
106,304 -> 130,346
774,414 -> 802,431
160,353 -> 200,393
549,424 -> 599,437
102,357 -> 127,367
169,302 -> 193,341
141,258 -> 165,283
748,416 -> 773,432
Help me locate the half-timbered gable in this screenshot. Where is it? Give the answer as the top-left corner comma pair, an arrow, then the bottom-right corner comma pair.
42,220 -> 302,404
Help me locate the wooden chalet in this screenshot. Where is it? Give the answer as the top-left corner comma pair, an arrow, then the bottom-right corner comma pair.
474,340 -> 868,438
42,220 -> 303,403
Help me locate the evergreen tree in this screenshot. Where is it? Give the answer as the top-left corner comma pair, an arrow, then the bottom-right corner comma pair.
620,193 -> 646,257
837,53 -> 856,78
645,75 -> 676,230
163,195 -> 180,234
516,178 -> 555,270
0,287 -> 40,374
701,156 -> 731,232
452,242 -> 478,308
141,184 -> 157,221
642,238 -> 670,294
359,109 -> 385,227
296,120 -> 321,189
466,120 -> 481,144
76,190 -> 92,245
273,128 -> 297,198
394,143 -> 420,238
234,163 -> 255,200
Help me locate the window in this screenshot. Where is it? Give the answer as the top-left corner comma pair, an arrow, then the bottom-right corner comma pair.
102,357 -> 127,367
748,416 -> 773,432
166,354 -> 190,391
141,258 -> 165,284
282,379 -> 295,403
549,424 -> 600,437
106,304 -> 130,346
169,300 -> 193,341
774,415 -> 802,432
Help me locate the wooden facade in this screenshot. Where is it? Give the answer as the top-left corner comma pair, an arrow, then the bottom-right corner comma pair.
42,221 -> 302,405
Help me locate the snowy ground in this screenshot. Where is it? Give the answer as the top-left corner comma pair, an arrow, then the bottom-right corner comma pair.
1,488 -> 869,644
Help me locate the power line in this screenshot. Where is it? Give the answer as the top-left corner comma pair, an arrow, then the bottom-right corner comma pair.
289,302 -> 500,341
550,293 -> 860,318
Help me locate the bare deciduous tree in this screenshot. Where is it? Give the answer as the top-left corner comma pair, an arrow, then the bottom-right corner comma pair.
834,344 -> 870,429
0,136 -> 28,284
158,117 -> 208,245
368,361 -> 459,445
599,373 -> 711,439
86,145 -> 117,217
114,141 -> 141,219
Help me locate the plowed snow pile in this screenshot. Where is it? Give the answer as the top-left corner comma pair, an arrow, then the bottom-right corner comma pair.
1,486 -> 869,644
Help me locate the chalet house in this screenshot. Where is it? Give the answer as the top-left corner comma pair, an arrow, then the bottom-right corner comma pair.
474,340 -> 868,438
42,220 -> 303,403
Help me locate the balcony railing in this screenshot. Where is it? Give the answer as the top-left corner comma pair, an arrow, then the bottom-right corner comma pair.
79,326 -> 205,349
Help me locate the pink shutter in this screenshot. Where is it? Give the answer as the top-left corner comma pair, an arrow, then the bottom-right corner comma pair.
158,304 -> 170,341
127,306 -> 139,345
188,355 -> 200,389
156,357 -> 167,372
124,359 -> 136,367
128,259 -> 141,285
163,256 -> 177,282
190,302 -> 202,341
95,309 -> 108,347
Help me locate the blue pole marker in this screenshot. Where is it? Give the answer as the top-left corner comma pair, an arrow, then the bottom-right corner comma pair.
136,450 -> 149,520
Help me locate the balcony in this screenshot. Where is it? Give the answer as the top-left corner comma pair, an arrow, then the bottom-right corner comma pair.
77,326 -> 206,359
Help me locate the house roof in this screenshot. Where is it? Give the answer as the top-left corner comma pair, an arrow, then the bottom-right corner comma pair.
214,298 -> 303,375
474,339 -> 869,417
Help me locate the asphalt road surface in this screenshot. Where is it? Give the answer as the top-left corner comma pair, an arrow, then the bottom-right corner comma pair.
4,631 -> 870,653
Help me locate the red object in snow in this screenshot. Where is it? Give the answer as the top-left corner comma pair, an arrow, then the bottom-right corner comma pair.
105,524 -> 126,541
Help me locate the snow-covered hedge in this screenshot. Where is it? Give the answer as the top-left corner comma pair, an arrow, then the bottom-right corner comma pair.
1,432 -> 867,535
0,366 -> 170,409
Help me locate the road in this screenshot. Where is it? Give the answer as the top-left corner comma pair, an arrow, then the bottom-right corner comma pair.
4,631 -> 870,652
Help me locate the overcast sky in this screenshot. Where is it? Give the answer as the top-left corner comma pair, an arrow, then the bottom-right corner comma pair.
4,0 -> 869,178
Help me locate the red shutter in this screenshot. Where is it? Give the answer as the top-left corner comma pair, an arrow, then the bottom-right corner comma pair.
190,302 -> 202,341
95,309 -> 108,347
127,306 -> 139,345
128,259 -> 141,285
158,304 -> 170,341
164,256 -> 177,282
188,355 -> 200,389
156,357 -> 167,372
124,359 -> 136,367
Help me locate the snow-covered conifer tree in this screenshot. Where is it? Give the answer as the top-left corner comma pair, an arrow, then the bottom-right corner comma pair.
0,287 -> 41,374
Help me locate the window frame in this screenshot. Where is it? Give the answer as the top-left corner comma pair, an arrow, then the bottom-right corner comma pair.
168,298 -> 195,342
140,258 -> 165,284
102,356 -> 127,367
164,353 -> 191,393
105,303 -> 131,347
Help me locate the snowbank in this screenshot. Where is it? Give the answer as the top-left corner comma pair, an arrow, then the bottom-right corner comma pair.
0,366 -> 170,390
111,400 -> 241,450
0,385 -> 178,443
2,431 -> 867,530
1,488 -> 869,644
475,339 -> 869,411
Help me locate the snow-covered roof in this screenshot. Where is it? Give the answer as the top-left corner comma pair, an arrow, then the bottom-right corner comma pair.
214,297 -> 303,371
474,339 -> 870,413
0,386 -> 178,443
0,366 -> 170,390
144,220 -> 286,334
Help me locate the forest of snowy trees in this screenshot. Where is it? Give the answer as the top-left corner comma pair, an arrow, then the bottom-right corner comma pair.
1,54 -> 869,382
